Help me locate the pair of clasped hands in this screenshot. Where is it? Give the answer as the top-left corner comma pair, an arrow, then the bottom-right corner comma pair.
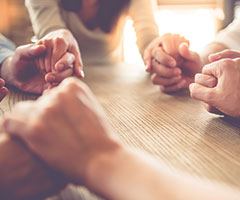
144,33 -> 240,117
0,29 -> 84,99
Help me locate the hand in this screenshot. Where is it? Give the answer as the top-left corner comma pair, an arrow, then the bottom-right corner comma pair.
198,49 -> 240,115
144,34 -> 202,93
0,79 -> 8,101
209,49 -> 240,62
3,78 -> 120,184
190,58 -> 240,117
1,44 -> 75,94
38,29 -> 84,78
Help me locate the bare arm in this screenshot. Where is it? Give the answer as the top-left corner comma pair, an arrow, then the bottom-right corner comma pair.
0,134 -> 65,200
86,147 -> 240,200
4,78 -> 240,200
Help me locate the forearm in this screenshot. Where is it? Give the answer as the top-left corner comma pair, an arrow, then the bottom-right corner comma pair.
0,134 -> 65,200
86,146 -> 240,200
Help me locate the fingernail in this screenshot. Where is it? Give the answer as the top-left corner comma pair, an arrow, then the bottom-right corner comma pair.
170,59 -> 176,67
80,70 -> 85,78
174,68 -> 181,75
47,75 -> 56,82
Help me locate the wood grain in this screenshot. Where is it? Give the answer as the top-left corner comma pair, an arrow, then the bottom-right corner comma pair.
2,63 -> 240,199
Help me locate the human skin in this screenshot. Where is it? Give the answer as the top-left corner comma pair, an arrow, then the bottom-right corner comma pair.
0,44 -> 75,94
0,79 -> 8,101
144,34 -> 228,93
37,29 -> 84,78
190,50 -> 240,117
3,78 -> 240,200
0,134 -> 66,200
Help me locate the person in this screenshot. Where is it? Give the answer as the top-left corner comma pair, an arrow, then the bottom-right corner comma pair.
144,18 -> 240,117
25,0 -> 159,69
3,78 -> 240,200
0,33 -> 76,95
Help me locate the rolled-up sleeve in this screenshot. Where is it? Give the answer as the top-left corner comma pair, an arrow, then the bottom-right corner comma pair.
25,0 -> 67,39
0,34 -> 15,65
214,19 -> 240,50
129,0 -> 159,56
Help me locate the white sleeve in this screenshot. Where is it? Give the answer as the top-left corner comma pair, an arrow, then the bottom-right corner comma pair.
25,0 -> 66,39
129,0 -> 159,55
214,19 -> 240,50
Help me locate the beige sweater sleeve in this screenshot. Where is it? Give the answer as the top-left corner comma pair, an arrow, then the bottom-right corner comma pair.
25,0 -> 66,39
129,0 -> 159,56
214,18 -> 240,50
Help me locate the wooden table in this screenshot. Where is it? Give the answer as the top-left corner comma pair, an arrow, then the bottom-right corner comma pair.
2,63 -> 240,200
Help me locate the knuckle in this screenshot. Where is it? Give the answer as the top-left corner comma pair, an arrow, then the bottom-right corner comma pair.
221,58 -> 235,69
189,84 -> 197,96
222,49 -> 232,54
28,120 -> 44,137
194,73 -> 201,82
205,90 -> 216,102
54,37 -> 67,47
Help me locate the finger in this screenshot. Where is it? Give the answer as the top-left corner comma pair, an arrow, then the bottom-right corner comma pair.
0,79 -> 5,88
204,103 -> 224,115
178,43 -> 200,62
70,46 -> 84,78
0,87 -> 8,101
209,49 -> 240,63
161,79 -> 187,93
45,68 -> 74,83
42,40 -> 53,73
16,44 -> 46,60
152,60 -> 181,78
144,47 -> 153,72
151,74 -> 182,86
52,38 -> 68,71
189,83 -> 216,104
144,38 -> 162,71
55,53 -> 75,72
152,47 -> 176,67
3,115 -> 28,138
194,73 -> 217,88
201,59 -> 232,77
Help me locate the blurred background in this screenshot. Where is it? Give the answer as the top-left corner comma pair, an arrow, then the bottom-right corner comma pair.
0,0 -> 239,64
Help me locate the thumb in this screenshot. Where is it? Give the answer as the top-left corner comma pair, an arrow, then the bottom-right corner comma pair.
144,47 -> 153,72
179,43 -> 199,62
2,115 -> 28,139
17,44 -> 46,60
71,46 -> 85,78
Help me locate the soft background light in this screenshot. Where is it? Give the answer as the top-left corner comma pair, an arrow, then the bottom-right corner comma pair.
123,7 -> 217,65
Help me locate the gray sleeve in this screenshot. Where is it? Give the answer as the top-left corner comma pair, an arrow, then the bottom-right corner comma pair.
214,19 -> 240,50
0,34 -> 15,65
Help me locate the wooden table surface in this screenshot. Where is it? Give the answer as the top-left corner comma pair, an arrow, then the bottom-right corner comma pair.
1,63 -> 240,200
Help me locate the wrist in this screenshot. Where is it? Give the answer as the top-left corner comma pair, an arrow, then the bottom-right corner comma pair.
83,140 -> 124,190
